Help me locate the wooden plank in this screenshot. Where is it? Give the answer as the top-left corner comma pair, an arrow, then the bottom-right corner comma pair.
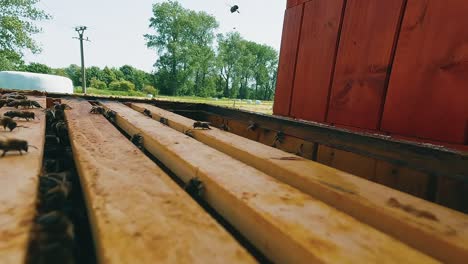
273,4 -> 303,117
129,102 -> 468,263
436,177 -> 468,212
102,101 -> 437,264
327,0 -> 406,129
201,104 -> 468,180
0,96 -> 45,263
316,145 -> 377,181
290,0 -> 344,122
43,94 -> 468,179
381,0 -> 468,144
375,160 -> 430,199
64,99 -> 255,264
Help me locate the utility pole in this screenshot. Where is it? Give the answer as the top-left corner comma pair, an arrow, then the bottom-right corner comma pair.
75,26 -> 88,93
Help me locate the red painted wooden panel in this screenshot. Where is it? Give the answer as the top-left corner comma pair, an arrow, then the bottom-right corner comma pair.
326,0 -> 406,129
273,4 -> 304,117
287,0 -> 309,9
290,0 -> 345,122
381,0 -> 468,144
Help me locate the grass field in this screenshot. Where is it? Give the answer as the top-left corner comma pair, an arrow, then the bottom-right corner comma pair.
75,87 -> 274,114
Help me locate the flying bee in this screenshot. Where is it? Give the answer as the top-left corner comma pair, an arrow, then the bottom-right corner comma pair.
193,121 -> 211,130
143,108 -> 152,118
7,99 -> 42,109
4,111 -> 36,121
0,138 -> 37,157
89,105 -> 105,114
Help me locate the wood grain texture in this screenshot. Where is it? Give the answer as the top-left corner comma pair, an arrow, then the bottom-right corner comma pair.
316,145 -> 377,181
375,161 -> 429,199
103,101 -> 438,264
0,97 -> 45,264
290,0 -> 344,122
381,0 -> 468,144
287,0 -> 310,9
273,4 -> 303,117
327,0 -> 405,129
128,103 -> 467,263
64,99 -> 255,264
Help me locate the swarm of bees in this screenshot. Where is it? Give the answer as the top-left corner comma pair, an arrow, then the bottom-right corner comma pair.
193,121 -> 211,130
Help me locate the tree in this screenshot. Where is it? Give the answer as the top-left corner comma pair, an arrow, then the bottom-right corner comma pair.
145,1 -> 218,96
101,66 -> 117,85
21,62 -> 52,74
90,78 -> 107,90
217,32 -> 243,98
0,0 -> 50,70
109,80 -> 135,91
64,64 -> 81,86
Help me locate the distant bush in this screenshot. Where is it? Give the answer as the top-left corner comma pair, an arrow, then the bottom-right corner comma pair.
90,78 -> 107,90
142,85 -> 158,95
109,80 -> 135,91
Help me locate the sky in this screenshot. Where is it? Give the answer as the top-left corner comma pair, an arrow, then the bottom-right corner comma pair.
23,0 -> 286,72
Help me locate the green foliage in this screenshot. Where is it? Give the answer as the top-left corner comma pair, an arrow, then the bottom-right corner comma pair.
20,62 -> 52,74
90,78 -> 107,90
142,85 -> 158,95
0,0 -> 50,70
145,1 -> 219,96
109,80 -> 135,91
145,1 -> 278,100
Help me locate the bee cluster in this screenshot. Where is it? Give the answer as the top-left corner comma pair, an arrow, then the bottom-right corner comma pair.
0,92 -> 39,157
28,100 -> 95,264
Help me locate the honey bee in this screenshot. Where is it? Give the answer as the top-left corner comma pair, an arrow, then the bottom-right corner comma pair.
3,111 -> 36,121
1,92 -> 27,100
0,99 -> 7,108
160,117 -> 169,126
7,99 -> 42,109
143,108 -> 152,118
105,110 -> 116,123
0,138 -> 37,157
131,133 -> 144,150
1,117 -> 17,131
185,177 -> 205,198
89,106 -> 105,114
53,102 -> 72,111
247,121 -> 258,131
193,121 -> 211,130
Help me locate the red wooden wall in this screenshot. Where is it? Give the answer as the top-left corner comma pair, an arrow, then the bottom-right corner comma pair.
277,0 -> 468,146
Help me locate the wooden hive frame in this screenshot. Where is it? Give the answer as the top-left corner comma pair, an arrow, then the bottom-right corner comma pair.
1,90 -> 467,263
